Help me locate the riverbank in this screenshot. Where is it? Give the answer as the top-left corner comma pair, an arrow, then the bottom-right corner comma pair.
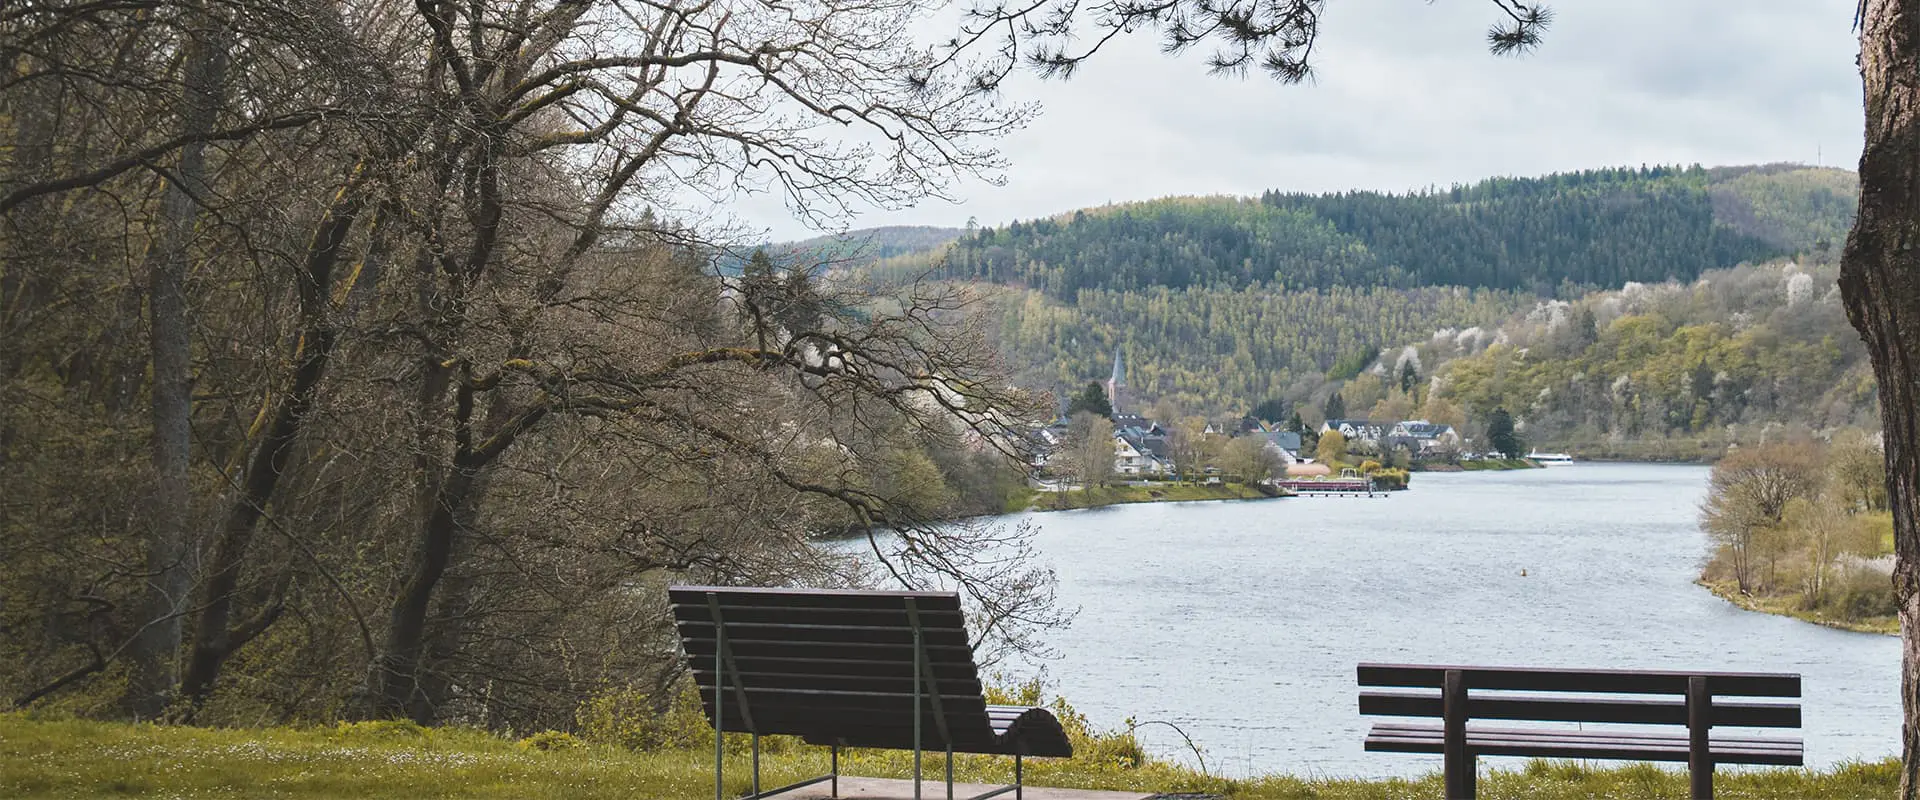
1700,579 -> 1898,636
1017,483 -> 1282,512
0,714 -> 1897,799
1417,458 -> 1538,472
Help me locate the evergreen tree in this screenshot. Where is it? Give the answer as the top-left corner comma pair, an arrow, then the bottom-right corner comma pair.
1486,407 -> 1524,458
1323,392 -> 1347,421
1066,381 -> 1114,418
1251,397 -> 1290,423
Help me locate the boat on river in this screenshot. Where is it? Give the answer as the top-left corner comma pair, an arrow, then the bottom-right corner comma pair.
1528,450 -> 1575,465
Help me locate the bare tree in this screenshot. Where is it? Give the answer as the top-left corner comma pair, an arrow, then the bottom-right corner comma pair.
1066,412 -> 1116,490
1701,443 -> 1825,593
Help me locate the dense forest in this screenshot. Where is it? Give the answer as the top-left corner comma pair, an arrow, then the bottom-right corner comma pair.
986,256 -> 1879,452
0,0 -> 1059,734
881,165 -> 1856,299
779,225 -> 965,262
990,284 -> 1529,417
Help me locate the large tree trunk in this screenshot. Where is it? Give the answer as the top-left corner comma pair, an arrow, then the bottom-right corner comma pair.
1843,4 -> 1920,797
125,9 -> 228,719
177,186 -> 365,712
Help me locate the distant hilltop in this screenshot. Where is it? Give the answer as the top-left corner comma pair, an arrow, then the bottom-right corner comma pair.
810,163 -> 1857,297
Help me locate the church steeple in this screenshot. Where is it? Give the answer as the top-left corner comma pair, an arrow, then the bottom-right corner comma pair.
1105,347 -> 1126,414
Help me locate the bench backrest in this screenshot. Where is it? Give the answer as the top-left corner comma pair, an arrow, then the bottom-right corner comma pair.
670,585 -> 1005,752
1357,663 -> 1802,728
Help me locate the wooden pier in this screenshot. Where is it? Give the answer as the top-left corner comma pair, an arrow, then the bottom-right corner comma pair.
1274,478 -> 1381,496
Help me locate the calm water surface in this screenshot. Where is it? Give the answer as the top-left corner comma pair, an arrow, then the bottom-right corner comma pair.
983,463 -> 1898,777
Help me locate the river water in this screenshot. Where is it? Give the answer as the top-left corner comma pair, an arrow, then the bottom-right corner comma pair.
957,463 -> 1899,778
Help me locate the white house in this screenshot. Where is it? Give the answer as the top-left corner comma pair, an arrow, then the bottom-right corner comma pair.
1321,419 -> 1385,447
1385,420 -> 1462,454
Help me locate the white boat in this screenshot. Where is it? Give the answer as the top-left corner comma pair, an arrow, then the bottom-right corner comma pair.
1528,450 -> 1575,466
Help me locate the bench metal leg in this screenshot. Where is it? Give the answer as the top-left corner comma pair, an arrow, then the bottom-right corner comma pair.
1688,676 -> 1713,800
741,775 -> 836,800
960,753 -> 1025,800
1443,670 -> 1475,799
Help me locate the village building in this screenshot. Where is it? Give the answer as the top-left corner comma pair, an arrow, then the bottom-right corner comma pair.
1320,418 -> 1386,448
1384,420 -> 1463,456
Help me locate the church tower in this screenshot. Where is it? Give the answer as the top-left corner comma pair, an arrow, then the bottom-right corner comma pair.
1105,347 -> 1126,414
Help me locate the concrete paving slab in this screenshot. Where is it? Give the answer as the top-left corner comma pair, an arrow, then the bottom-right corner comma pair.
767,776 -> 1155,800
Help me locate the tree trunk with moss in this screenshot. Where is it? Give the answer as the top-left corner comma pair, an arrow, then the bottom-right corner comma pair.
1842,3 -> 1920,797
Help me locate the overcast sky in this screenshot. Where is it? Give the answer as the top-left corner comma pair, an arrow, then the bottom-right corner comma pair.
738,0 -> 1864,241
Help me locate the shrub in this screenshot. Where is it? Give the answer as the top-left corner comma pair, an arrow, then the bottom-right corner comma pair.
329,719 -> 428,742
577,684 -> 714,752
1831,568 -> 1899,621
519,730 -> 586,751
577,682 -> 801,754
1366,467 -> 1410,490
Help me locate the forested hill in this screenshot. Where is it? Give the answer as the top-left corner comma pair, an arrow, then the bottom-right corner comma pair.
776,225 -> 964,262
904,164 -> 1856,298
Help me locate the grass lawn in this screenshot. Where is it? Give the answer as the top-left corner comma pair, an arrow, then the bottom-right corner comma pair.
0,713 -> 1897,799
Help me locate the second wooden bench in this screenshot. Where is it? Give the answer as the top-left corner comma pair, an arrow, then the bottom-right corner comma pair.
1358,662 -> 1803,799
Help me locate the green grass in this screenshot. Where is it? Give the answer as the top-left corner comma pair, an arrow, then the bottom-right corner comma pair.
1700,580 -> 1899,636
0,713 -> 1898,799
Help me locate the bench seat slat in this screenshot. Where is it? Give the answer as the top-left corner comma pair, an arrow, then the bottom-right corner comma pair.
690,669 -> 984,696
1359,690 -> 1802,727
1367,722 -> 1803,749
669,585 -> 964,612
676,621 -> 974,648
697,657 -> 980,680
672,605 -> 966,627
1357,663 -> 1801,697
681,638 -> 978,663
1365,723 -> 1804,766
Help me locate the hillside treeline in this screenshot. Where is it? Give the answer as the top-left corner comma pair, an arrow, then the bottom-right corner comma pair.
1411,258 -> 1878,452
993,285 -> 1529,416
917,166 -> 1854,299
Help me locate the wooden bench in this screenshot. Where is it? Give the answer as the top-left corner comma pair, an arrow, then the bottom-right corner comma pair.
670,585 -> 1074,800
1357,663 -> 1803,799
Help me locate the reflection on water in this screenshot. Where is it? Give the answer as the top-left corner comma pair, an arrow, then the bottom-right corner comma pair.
920,464 -> 1899,778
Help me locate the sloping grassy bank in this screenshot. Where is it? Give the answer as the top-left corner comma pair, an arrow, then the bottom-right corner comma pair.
1019,483 -> 1280,512
1700,579 -> 1899,636
0,713 -> 1896,799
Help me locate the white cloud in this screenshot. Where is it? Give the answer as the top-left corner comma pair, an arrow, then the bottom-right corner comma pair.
739,0 -> 1863,240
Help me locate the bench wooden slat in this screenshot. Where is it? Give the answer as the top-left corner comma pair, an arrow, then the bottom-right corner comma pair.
670,585 -> 963,612
672,605 -> 966,628
701,691 -> 991,715
1368,722 -> 1803,750
690,669 -> 984,696
1365,723 -> 1804,766
676,620 -> 974,648
1359,690 -> 1802,727
1357,663 -> 1801,697
694,657 -> 981,681
681,637 -> 977,663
